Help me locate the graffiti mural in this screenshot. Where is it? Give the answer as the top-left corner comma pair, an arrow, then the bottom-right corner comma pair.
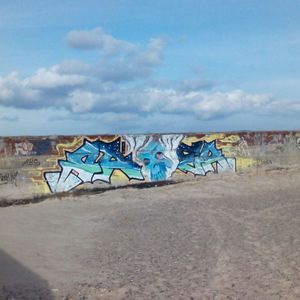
44,138 -> 144,193
125,135 -> 183,181
177,140 -> 236,175
1,131 -> 299,199
43,135 -> 237,192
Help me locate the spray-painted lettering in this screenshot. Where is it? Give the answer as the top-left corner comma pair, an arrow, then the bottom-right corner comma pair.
177,140 -> 236,175
44,138 -> 144,192
0,171 -> 18,185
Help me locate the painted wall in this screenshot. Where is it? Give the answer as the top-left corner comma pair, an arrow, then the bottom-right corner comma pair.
1,131 -> 300,199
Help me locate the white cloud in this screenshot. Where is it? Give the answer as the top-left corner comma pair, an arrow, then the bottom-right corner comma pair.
65,28 -> 166,82
135,37 -> 166,66
24,66 -> 88,89
67,90 -> 97,113
56,60 -> 91,75
0,72 -> 41,107
132,88 -> 275,119
0,68 -> 297,120
0,27 -> 299,126
66,27 -> 135,55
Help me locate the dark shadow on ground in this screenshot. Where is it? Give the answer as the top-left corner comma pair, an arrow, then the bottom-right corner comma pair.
0,249 -> 53,300
0,179 -> 179,207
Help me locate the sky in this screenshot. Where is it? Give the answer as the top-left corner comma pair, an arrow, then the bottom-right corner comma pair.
1,0 -> 300,136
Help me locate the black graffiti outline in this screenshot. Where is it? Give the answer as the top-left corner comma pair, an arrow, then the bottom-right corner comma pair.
44,137 -> 145,193
176,140 -> 236,176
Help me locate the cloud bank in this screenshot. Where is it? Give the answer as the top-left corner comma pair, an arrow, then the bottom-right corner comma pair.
0,27 -> 298,124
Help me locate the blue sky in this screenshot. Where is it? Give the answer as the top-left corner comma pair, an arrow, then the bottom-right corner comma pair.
1,0 -> 300,136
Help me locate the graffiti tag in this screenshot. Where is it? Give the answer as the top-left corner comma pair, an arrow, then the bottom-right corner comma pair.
15,142 -> 35,156
22,158 -> 40,167
44,138 -> 144,193
0,171 -> 18,185
177,140 -> 236,175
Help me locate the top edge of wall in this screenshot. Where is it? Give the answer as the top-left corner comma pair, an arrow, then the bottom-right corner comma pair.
1,129 -> 300,139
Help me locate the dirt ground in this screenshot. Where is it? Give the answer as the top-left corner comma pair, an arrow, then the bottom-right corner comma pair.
1,168 -> 300,299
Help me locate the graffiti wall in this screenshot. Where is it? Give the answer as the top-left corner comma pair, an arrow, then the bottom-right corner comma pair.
0,131 -> 300,198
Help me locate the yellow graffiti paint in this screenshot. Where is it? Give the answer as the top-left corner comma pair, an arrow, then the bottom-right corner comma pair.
110,169 -> 131,183
28,168 -> 50,194
182,134 -> 241,156
183,134 -> 225,145
221,135 -> 240,143
56,137 -> 83,156
29,138 -> 85,194
236,158 -> 257,169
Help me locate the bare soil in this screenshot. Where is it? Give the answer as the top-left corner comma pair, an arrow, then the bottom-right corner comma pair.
1,168 -> 300,299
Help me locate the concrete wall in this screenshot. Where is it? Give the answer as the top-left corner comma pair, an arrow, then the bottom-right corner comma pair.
1,131 -> 300,200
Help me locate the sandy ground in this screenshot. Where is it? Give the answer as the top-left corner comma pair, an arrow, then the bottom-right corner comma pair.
1,168 -> 300,299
